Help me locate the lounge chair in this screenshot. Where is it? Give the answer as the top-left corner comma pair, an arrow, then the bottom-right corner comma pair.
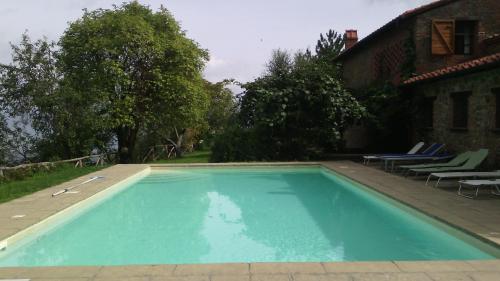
379,143 -> 447,171
400,151 -> 472,175
425,170 -> 500,187
410,149 -> 489,176
458,179 -> 500,199
380,143 -> 444,159
362,142 -> 425,164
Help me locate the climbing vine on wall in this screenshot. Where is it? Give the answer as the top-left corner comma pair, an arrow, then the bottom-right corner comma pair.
400,28 -> 417,80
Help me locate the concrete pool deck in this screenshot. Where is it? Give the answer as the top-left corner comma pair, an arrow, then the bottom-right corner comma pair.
0,161 -> 499,281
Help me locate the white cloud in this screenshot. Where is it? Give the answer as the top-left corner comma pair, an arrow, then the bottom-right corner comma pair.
206,56 -> 228,68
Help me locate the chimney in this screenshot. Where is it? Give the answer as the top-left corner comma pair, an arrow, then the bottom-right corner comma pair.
344,30 -> 358,49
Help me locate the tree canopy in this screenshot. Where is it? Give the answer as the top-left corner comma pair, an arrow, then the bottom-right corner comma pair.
0,2 -> 210,164
0,34 -> 102,161
204,80 -> 236,136
211,30 -> 365,161
58,2 -> 209,163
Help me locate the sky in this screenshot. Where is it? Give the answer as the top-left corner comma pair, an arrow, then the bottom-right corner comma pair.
0,0 -> 434,86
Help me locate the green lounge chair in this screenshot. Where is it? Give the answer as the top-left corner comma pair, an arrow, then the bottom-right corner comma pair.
426,170 -> 500,187
409,149 -> 489,176
401,151 -> 472,176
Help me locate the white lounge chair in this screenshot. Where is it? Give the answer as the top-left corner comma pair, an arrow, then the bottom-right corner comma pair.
426,170 -> 500,187
458,179 -> 500,199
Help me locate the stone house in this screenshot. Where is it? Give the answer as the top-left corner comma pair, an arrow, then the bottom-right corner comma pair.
335,0 -> 500,166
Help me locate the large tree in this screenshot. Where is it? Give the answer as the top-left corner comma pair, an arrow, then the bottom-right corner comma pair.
315,29 -> 344,63
58,2 -> 208,163
212,30 -> 365,161
0,34 -> 105,161
204,80 -> 236,136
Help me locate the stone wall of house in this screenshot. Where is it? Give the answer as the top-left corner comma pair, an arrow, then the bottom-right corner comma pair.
341,24 -> 412,149
340,0 -> 500,150
482,38 -> 500,54
341,0 -> 500,90
414,0 -> 500,74
340,22 -> 412,90
413,67 -> 500,167
341,21 -> 414,149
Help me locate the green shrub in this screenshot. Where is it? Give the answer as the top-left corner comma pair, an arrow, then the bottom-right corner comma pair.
210,126 -> 259,162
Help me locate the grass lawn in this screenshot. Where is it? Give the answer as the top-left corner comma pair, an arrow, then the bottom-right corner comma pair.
0,150 -> 211,204
152,150 -> 211,164
0,164 -> 108,204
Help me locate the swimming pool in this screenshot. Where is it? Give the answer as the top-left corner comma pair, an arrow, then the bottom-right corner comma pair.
0,166 -> 498,266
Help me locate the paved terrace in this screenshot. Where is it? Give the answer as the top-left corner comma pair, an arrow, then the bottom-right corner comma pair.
0,161 -> 498,281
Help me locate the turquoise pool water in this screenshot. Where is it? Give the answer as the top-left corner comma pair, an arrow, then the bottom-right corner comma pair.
0,167 -> 497,266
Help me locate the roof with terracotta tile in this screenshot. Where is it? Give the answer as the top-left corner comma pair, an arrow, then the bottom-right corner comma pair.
335,0 -> 459,61
403,53 -> 500,85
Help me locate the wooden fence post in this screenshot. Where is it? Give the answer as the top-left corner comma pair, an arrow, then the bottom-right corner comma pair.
74,159 -> 83,168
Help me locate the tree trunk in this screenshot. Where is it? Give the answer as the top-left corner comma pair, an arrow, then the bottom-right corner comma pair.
117,126 -> 139,164
175,127 -> 185,157
165,127 -> 186,158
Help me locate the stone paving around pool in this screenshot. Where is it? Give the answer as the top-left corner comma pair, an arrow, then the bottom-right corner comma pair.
1,261 -> 500,280
0,161 -> 499,281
